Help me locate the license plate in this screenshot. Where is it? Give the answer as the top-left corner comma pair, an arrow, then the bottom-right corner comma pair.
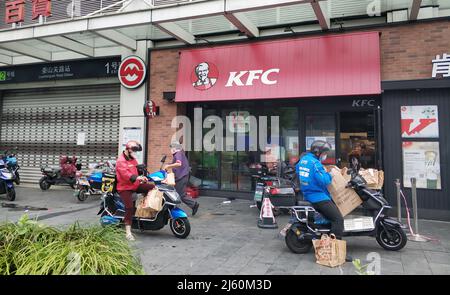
254,185 -> 264,202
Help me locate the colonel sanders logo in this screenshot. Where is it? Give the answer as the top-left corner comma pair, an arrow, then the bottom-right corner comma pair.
191,62 -> 218,91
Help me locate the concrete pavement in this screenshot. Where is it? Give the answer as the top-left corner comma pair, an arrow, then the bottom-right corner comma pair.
1,185 -> 450,275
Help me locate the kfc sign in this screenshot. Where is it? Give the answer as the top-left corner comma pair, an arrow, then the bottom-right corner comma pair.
5,0 -> 52,24
225,69 -> 280,87
175,32 -> 381,102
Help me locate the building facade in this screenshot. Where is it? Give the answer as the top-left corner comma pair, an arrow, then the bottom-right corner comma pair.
146,19 -> 450,220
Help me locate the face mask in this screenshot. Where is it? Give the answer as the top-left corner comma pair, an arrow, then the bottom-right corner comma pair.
320,154 -> 328,162
129,151 -> 136,159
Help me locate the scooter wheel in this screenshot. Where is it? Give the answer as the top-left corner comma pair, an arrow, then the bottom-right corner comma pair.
77,190 -> 88,202
39,177 -> 51,191
376,226 -> 407,251
170,218 -> 191,239
285,229 -> 312,254
6,187 -> 16,201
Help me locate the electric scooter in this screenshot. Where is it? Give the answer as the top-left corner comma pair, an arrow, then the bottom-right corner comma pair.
284,159 -> 407,253
0,158 -> 16,201
98,156 -> 191,239
2,150 -> 20,185
75,161 -> 116,202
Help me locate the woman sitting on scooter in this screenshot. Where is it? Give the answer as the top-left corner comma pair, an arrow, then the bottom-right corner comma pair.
116,140 -> 155,241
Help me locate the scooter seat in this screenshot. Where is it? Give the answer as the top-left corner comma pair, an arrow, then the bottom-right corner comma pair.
297,200 -> 313,207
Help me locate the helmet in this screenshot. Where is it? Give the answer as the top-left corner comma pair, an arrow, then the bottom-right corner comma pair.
125,140 -> 142,152
310,140 -> 332,157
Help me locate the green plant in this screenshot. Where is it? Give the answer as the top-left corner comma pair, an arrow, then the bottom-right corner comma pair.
0,215 -> 144,275
352,258 -> 372,275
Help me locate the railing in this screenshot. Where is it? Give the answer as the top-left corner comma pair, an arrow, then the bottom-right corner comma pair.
0,0 -> 202,30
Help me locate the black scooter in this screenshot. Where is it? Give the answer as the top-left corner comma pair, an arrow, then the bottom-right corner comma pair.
284,159 -> 407,253
253,161 -> 299,213
39,162 -> 82,190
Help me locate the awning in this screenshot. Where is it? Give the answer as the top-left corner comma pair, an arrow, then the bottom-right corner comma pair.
175,31 -> 381,102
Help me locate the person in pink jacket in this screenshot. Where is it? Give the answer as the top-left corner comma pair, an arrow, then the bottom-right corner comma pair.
116,140 -> 154,241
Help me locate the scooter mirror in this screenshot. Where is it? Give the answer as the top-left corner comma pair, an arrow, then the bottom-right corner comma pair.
76,163 -> 82,171
160,155 -> 167,163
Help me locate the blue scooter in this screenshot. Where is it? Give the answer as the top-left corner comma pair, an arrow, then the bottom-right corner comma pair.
75,161 -> 116,202
98,156 -> 190,239
2,150 -> 20,185
0,158 -> 16,201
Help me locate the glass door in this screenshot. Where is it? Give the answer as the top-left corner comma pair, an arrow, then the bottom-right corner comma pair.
339,111 -> 377,169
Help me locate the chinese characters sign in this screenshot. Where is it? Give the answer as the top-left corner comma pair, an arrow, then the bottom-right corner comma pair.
401,105 -> 439,138
432,53 -> 450,78
5,0 -> 51,24
0,57 -> 121,83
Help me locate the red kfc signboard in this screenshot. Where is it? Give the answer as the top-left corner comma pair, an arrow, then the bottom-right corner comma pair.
175,32 -> 381,102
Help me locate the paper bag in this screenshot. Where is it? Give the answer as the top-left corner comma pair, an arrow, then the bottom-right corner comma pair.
162,172 -> 176,186
135,196 -> 158,219
312,234 -> 347,267
360,169 -> 385,190
143,188 -> 164,211
328,168 -> 362,217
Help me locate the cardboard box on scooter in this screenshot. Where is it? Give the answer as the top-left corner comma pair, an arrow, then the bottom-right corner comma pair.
327,168 -> 363,217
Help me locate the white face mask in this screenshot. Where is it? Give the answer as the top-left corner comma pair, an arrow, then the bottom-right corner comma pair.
129,151 -> 137,159
320,153 -> 328,162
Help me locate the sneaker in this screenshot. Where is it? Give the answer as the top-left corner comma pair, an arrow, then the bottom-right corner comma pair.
126,233 -> 136,241
192,203 -> 199,216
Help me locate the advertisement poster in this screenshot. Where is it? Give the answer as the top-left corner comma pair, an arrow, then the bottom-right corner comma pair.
402,141 -> 441,189
122,127 -> 143,164
228,111 -> 251,133
76,132 -> 86,146
401,105 -> 439,138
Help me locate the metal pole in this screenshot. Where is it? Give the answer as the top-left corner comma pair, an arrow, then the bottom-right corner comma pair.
395,179 -> 401,222
409,177 -> 427,242
411,177 -> 419,234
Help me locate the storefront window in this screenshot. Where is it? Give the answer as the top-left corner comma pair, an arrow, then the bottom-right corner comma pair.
188,103 -> 300,192
305,114 -> 336,165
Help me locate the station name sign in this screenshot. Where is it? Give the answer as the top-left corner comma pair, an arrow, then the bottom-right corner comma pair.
0,57 -> 121,84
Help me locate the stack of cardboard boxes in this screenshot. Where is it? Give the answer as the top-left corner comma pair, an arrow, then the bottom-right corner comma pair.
325,166 -> 384,217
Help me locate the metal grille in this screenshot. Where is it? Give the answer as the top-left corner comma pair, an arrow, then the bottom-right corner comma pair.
0,84 -> 120,183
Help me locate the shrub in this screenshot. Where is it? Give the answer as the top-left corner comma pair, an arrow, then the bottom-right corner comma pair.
0,215 -> 144,275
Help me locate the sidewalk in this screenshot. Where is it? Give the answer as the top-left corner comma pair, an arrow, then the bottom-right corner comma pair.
1,186 -> 450,275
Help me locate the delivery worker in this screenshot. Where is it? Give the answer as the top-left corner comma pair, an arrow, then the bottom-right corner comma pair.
163,141 -> 199,216
296,140 -> 344,240
116,140 -> 155,241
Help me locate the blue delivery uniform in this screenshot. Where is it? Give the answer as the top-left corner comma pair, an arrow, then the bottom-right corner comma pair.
296,152 -> 344,239
296,152 -> 332,203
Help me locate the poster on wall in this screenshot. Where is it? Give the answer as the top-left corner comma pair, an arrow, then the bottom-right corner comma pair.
228,111 -> 251,133
122,127 -> 143,164
402,141 -> 441,189
401,105 -> 439,138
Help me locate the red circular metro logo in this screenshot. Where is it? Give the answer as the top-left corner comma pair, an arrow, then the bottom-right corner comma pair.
191,62 -> 219,91
119,56 -> 147,89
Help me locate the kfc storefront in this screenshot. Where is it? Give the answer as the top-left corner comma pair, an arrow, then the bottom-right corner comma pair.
172,32 -> 382,194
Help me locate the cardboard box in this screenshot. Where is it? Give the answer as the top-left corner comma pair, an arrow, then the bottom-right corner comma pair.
327,168 -> 363,217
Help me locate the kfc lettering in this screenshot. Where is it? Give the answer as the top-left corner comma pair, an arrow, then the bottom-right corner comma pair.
225,69 -> 280,87
175,32 -> 381,102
